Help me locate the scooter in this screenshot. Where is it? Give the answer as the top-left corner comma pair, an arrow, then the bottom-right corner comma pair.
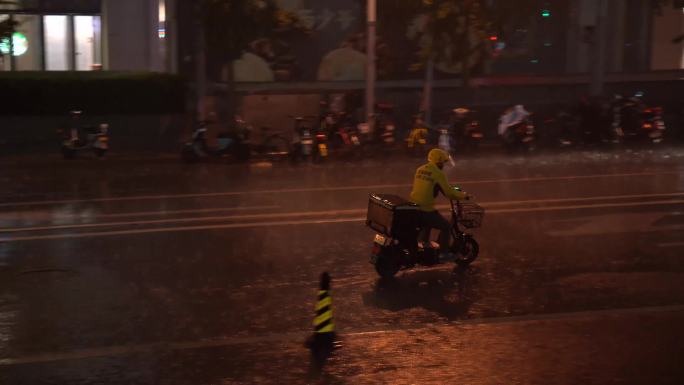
181,120 -> 250,163
438,125 -> 454,154
614,100 -> 667,144
375,102 -> 397,147
366,192 -> 484,278
331,112 -> 363,158
501,116 -> 536,153
450,107 -> 483,152
290,115 -> 323,163
313,126 -> 329,162
406,114 -> 431,157
61,111 -> 110,159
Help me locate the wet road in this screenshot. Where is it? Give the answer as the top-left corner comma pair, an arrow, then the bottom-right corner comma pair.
1,148 -> 683,384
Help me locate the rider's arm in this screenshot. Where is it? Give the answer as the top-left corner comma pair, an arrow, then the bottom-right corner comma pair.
435,171 -> 467,201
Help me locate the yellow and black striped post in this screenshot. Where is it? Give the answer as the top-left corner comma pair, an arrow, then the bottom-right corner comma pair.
308,272 -> 336,369
313,272 -> 334,335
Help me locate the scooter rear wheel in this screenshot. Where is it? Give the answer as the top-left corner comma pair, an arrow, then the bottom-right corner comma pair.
374,253 -> 400,279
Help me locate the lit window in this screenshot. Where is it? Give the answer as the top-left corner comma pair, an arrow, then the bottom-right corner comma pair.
74,15 -> 101,70
44,15 -> 68,70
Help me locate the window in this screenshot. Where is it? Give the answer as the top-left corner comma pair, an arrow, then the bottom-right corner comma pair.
74,15 -> 101,70
0,1 -> 103,71
11,14 -> 41,70
44,15 -> 68,70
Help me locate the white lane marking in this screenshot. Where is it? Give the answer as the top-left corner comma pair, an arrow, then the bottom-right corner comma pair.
0,209 -> 361,233
2,191 -> 683,234
657,242 -> 684,248
546,212 -> 683,237
86,205 -> 279,218
485,199 -> 684,214
1,218 -> 364,242
479,191 -> 684,207
2,192 -> 683,234
0,192 -> 684,233
1,304 -> 683,366
2,199 -> 683,242
0,170 -> 679,208
0,205 -> 280,222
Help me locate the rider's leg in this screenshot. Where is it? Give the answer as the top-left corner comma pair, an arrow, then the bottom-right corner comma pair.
422,210 -> 452,256
418,227 -> 431,246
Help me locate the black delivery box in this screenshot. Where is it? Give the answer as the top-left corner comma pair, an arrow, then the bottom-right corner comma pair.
366,194 -> 420,237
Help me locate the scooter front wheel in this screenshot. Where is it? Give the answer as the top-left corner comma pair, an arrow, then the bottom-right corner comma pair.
452,235 -> 479,266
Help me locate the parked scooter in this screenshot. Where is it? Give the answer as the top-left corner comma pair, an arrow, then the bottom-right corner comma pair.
290,115 -> 329,163
181,118 -> 250,163
544,109 -> 579,148
366,191 -> 484,278
450,107 -> 483,152
313,125 -> 330,162
613,95 -> 666,144
329,111 -> 362,158
374,102 -> 398,147
406,114 -> 431,156
60,110 -> 110,159
498,105 -> 536,153
437,124 -> 454,154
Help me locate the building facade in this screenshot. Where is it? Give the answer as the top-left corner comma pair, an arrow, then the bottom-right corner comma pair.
1,0 -> 679,78
0,0 -> 176,72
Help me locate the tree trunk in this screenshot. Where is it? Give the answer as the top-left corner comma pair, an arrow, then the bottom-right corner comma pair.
194,2 -> 207,122
460,8 -> 472,89
225,59 -> 236,123
421,57 -> 435,126
590,0 -> 608,96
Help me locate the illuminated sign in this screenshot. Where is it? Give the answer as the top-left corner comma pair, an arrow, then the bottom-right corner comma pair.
0,32 -> 28,56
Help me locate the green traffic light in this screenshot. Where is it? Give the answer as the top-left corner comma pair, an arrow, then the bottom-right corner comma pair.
541,9 -> 551,17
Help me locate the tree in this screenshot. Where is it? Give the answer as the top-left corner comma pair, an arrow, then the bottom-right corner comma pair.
0,1 -> 18,49
194,0 -> 305,121
378,0 -> 537,123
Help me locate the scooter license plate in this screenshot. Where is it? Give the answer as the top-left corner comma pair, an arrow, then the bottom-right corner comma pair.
471,133 -> 483,138
374,234 -> 387,245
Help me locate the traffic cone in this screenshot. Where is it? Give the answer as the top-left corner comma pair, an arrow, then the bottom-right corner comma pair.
313,272 -> 335,338
307,272 -> 336,367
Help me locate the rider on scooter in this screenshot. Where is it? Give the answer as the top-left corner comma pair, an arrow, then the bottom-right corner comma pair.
410,148 -> 469,262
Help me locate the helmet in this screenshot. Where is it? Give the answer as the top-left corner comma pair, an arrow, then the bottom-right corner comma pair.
428,148 -> 450,164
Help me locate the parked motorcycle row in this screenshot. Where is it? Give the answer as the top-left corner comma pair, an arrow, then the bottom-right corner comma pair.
180,94 -> 671,164
544,94 -> 668,149
181,103 -> 404,164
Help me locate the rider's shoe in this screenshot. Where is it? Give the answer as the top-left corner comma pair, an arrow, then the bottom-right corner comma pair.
438,252 -> 457,263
